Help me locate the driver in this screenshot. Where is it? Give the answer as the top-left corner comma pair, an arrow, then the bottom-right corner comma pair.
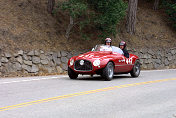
105,38 -> 112,46
103,38 -> 112,51
119,41 -> 129,58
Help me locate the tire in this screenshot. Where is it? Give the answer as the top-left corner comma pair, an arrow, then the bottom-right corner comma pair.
130,60 -> 141,77
68,67 -> 78,79
101,62 -> 114,81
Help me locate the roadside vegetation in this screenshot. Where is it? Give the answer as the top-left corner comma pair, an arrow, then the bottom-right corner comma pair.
0,0 -> 175,52
52,0 -> 176,41
56,0 -> 127,40
162,0 -> 176,30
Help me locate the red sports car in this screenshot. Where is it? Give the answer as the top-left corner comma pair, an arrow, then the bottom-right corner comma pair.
68,44 -> 141,81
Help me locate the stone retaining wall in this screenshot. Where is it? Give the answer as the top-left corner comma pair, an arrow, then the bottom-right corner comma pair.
0,48 -> 175,77
128,47 -> 176,69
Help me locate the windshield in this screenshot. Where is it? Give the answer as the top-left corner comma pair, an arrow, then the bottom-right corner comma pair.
94,45 -> 112,51
93,44 -> 124,55
111,46 -> 124,55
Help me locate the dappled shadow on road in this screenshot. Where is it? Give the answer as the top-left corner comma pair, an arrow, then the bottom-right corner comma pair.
76,75 -> 132,81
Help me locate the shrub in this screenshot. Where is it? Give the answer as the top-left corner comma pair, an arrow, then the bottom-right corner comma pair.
88,0 -> 128,40
162,0 -> 176,30
56,0 -> 128,40
61,0 -> 88,19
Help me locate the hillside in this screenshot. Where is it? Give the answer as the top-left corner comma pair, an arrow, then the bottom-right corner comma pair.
0,0 -> 176,53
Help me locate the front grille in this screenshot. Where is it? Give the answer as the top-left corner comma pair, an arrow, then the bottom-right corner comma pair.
74,60 -> 92,71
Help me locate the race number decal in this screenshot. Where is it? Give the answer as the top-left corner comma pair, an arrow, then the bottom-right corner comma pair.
119,57 -> 133,64
126,58 -> 132,64
119,57 -> 125,63
79,55 -> 84,57
85,54 -> 94,58
79,54 -> 94,58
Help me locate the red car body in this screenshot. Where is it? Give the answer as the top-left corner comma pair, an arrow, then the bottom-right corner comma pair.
68,51 -> 139,74
68,45 -> 140,80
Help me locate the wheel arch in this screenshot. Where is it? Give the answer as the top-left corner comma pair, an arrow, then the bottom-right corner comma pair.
134,59 -> 141,65
108,60 -> 115,68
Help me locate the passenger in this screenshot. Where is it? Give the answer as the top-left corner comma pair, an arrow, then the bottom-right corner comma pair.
119,41 -> 129,58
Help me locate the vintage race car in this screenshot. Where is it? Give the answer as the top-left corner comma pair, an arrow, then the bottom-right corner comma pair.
68,44 -> 141,81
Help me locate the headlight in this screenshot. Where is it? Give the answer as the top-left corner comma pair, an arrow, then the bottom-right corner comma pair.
93,60 -> 100,66
70,59 -> 74,66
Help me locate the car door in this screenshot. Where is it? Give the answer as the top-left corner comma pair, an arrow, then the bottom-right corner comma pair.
120,55 -> 133,72
112,52 -> 126,73
113,53 -> 133,73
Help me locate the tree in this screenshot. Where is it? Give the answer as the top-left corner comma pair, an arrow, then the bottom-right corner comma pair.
162,0 -> 176,30
57,0 -> 127,40
87,0 -> 127,40
65,16 -> 74,39
126,0 -> 138,34
153,0 -> 160,10
47,0 -> 55,14
58,0 -> 87,39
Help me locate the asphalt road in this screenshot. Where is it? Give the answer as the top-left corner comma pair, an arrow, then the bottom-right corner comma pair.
0,69 -> 176,118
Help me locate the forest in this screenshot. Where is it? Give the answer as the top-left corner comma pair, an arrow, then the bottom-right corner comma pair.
48,0 -> 176,40
0,0 -> 175,52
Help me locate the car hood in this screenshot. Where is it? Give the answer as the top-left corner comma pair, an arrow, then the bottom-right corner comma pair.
75,51 -> 118,61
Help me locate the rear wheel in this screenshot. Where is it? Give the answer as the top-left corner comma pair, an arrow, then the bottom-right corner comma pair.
68,67 -> 78,79
101,62 -> 114,81
130,60 -> 141,77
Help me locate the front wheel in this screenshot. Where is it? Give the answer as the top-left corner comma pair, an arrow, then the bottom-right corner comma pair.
68,67 -> 78,79
130,60 -> 141,77
101,62 -> 114,81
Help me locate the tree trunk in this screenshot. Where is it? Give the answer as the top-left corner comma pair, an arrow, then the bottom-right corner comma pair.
153,0 -> 160,10
47,0 -> 55,14
126,0 -> 138,34
65,16 -> 74,39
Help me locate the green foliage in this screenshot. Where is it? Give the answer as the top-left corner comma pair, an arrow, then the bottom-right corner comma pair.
81,33 -> 91,40
56,0 -> 127,40
60,0 -> 88,19
87,0 -> 128,40
162,0 -> 176,30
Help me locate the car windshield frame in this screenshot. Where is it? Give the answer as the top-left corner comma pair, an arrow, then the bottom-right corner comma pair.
93,44 -> 124,55
94,44 -> 112,52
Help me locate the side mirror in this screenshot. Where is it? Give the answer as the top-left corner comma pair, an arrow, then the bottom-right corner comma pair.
91,48 -> 95,51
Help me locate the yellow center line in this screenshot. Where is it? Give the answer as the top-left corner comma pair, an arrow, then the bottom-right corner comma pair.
0,78 -> 176,111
